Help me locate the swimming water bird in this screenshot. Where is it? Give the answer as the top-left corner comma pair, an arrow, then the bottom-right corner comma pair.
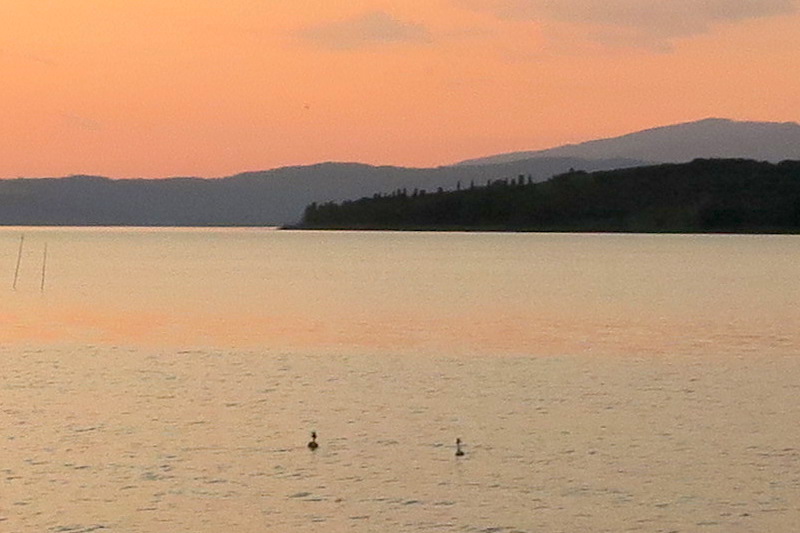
455,438 -> 464,457
308,431 -> 319,450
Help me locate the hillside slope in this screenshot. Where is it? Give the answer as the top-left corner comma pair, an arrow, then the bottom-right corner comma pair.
457,119 -> 800,166
0,157 -> 643,226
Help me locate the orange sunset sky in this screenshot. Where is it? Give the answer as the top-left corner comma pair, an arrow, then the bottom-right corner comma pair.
2,0 -> 799,179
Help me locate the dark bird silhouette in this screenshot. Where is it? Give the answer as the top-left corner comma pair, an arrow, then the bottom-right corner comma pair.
455,438 -> 464,457
308,431 -> 319,450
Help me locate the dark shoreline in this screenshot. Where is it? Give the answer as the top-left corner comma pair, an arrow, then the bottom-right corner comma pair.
285,224 -> 800,235
2,223 -> 797,235
297,159 -> 800,235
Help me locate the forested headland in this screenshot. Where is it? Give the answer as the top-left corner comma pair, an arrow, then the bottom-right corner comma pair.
296,159 -> 800,233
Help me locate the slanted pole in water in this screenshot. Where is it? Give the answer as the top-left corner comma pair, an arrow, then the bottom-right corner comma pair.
12,234 -> 24,290
40,242 -> 48,293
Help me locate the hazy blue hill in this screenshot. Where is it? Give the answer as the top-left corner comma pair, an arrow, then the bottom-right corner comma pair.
0,157 -> 643,226
298,159 -> 800,233
456,119 -> 800,166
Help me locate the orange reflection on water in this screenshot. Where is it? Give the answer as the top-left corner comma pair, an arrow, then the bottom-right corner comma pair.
4,228 -> 798,358
6,293 -> 787,359
3,295 -> 576,355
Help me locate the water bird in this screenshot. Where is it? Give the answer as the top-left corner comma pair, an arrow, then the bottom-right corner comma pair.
455,438 -> 465,457
308,431 -> 319,450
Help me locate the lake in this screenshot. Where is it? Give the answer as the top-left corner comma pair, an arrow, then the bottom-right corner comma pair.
2,227 -> 800,532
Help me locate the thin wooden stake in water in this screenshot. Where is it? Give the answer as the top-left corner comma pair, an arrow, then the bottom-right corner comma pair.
12,234 -> 24,290
40,242 -> 48,293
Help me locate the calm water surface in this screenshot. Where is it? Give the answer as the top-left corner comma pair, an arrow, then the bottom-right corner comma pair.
4,227 -> 799,356
2,227 -> 800,532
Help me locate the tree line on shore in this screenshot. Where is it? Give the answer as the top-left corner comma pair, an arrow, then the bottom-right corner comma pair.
297,159 -> 800,233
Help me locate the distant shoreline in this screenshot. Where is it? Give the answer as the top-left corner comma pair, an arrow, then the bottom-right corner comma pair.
1,223 -> 797,235
285,224 -> 800,235
296,159 -> 800,235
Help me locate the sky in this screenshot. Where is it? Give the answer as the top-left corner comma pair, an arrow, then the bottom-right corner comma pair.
1,0 -> 799,178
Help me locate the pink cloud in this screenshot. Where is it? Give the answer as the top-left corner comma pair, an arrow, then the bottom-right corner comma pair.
464,0 -> 797,48
298,11 -> 432,51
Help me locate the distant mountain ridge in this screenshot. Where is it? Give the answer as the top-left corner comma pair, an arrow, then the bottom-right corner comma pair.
456,118 -> 800,166
2,117 -> 798,226
0,157 -> 644,226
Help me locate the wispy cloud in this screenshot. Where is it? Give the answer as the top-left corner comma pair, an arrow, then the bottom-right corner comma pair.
463,0 -> 797,49
298,11 -> 432,51
62,113 -> 102,132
